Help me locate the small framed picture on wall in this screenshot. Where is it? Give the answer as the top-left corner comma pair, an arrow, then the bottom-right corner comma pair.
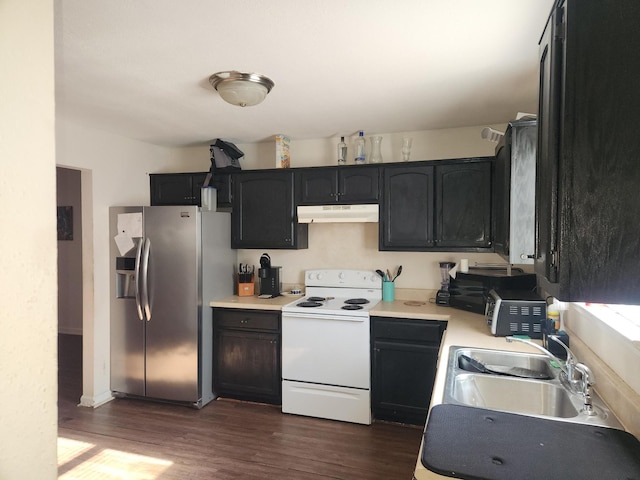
57,206 -> 73,241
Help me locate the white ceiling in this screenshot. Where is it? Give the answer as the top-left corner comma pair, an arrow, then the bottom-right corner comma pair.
54,0 -> 553,147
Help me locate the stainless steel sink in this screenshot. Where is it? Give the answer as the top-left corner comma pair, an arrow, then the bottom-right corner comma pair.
451,373 -> 578,418
455,347 -> 557,379
443,346 -> 623,429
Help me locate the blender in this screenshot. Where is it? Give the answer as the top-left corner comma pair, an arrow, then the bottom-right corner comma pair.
436,262 -> 456,306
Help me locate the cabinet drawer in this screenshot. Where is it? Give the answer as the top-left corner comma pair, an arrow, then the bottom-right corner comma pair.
214,309 -> 280,331
372,318 -> 445,344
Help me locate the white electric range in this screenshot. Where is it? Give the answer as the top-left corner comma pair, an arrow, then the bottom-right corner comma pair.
281,269 -> 382,425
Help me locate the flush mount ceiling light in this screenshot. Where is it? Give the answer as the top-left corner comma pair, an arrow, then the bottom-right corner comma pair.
209,71 -> 275,107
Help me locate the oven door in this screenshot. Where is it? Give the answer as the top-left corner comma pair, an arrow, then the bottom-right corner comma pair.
281,311 -> 370,389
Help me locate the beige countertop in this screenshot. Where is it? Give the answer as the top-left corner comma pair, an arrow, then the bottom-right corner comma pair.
208,295 -> 545,480
210,294 -> 302,310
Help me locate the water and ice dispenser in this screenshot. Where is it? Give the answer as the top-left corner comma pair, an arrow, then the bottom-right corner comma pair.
115,256 -> 136,298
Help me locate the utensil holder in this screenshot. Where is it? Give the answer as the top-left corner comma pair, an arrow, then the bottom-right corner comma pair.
382,281 -> 395,302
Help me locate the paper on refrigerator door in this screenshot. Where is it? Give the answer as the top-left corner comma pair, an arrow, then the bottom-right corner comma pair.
114,212 -> 142,255
117,213 -> 142,237
114,232 -> 135,256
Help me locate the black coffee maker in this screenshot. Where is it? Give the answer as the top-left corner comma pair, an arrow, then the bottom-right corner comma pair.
258,253 -> 281,297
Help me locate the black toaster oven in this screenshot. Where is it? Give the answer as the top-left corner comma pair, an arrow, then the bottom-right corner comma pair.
485,289 -> 547,338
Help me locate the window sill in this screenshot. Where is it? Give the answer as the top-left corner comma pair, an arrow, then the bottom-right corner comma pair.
573,303 -> 640,350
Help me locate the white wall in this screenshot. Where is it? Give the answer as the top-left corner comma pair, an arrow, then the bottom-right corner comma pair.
55,116 -> 210,407
239,223 -> 508,292
0,1 -> 58,478
237,125 -> 506,169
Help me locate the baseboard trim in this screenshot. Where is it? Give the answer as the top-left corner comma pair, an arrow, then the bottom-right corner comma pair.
79,391 -> 114,408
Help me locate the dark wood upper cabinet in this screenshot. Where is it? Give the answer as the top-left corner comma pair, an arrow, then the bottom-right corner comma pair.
150,172 -> 207,206
232,170 -> 308,249
380,159 -> 493,251
535,0 -> 640,304
435,160 -> 492,249
150,172 -> 231,208
380,164 -> 435,250
296,166 -> 379,205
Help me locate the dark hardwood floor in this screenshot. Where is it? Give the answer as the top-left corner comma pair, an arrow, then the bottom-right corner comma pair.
58,334 -> 423,479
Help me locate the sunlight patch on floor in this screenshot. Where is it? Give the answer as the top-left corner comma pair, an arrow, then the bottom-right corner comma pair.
58,437 -> 173,479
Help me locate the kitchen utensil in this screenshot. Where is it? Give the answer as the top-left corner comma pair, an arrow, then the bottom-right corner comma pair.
484,364 -> 551,380
458,354 -> 551,379
393,265 -> 402,281
375,269 -> 386,280
458,354 -> 488,373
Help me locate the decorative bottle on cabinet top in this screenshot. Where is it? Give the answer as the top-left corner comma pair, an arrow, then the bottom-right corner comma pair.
354,131 -> 366,164
369,136 -> 382,163
337,136 -> 347,165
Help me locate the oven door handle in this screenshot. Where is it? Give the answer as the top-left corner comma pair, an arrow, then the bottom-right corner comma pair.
282,312 -> 366,322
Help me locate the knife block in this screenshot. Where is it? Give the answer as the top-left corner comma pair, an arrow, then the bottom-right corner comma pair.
237,280 -> 255,297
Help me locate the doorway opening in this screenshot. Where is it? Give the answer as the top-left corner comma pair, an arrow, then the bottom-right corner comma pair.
56,166 -> 84,407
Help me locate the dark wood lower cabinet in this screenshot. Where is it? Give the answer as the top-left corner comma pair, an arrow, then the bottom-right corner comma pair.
213,308 -> 281,405
371,317 -> 446,425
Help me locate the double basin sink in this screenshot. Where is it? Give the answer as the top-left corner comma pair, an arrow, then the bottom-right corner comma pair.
443,346 -> 623,429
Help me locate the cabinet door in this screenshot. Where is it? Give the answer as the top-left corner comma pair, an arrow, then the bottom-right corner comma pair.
493,134 -> 512,257
339,167 -> 379,203
380,165 -> 434,250
435,161 -> 492,249
191,172 -> 208,207
232,170 -> 307,249
371,317 -> 444,425
213,329 -> 281,404
372,341 -> 439,425
297,169 -> 338,204
297,166 -> 380,205
535,1 -> 640,304
212,173 -> 232,208
150,173 -> 199,205
535,4 -> 564,284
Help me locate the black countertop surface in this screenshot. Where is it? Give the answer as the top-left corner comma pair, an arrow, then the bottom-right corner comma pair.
422,404 -> 640,480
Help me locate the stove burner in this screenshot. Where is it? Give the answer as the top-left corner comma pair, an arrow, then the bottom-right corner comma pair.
297,301 -> 323,308
307,296 -> 326,302
342,304 -> 364,310
344,298 -> 370,305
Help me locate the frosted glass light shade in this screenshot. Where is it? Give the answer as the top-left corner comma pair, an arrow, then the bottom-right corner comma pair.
209,71 -> 274,107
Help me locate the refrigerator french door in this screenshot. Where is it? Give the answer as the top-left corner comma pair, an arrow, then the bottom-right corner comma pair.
109,205 -> 233,408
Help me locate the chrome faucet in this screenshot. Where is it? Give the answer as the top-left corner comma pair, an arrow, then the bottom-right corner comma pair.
504,335 -> 595,404
505,335 -> 571,376
546,334 -> 578,382
574,363 -> 596,415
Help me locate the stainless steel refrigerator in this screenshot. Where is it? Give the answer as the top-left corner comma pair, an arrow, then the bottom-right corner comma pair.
109,206 -> 235,408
